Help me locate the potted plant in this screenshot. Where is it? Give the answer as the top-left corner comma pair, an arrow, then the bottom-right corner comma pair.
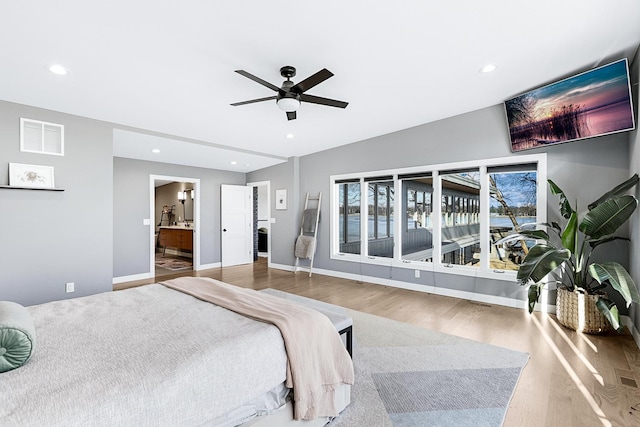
506,174 -> 639,333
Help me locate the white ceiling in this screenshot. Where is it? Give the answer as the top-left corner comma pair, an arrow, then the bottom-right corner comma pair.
2,1 -> 639,172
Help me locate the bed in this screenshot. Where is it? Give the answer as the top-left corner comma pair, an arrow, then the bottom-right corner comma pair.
0,277 -> 353,426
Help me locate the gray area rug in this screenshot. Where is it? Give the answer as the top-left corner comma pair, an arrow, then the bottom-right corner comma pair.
328,309 -> 529,427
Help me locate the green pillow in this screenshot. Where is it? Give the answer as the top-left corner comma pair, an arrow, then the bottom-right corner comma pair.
0,301 -> 36,373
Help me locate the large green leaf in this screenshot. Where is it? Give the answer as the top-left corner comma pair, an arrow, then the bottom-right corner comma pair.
561,212 -> 577,253
588,173 -> 639,210
548,179 -> 574,219
516,243 -> 571,284
579,196 -> 638,239
589,262 -> 640,307
595,297 -> 622,332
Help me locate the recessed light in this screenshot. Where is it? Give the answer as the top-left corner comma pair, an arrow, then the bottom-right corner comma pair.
230,161 -> 237,165
151,149 -> 160,154
48,64 -> 69,75
286,133 -> 294,139
480,64 -> 496,73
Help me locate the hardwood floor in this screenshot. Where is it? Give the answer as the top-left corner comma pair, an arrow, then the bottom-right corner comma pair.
115,259 -> 640,427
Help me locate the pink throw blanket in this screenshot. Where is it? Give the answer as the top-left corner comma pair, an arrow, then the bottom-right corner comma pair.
160,277 -> 354,420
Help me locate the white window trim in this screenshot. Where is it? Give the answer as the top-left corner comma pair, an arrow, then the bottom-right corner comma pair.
330,153 -> 547,282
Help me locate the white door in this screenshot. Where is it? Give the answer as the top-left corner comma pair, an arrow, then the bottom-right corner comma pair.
221,184 -> 253,267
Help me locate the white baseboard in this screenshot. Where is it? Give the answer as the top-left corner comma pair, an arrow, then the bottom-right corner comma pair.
112,272 -> 154,285
267,263 -> 555,313
197,262 -> 221,271
270,262 -> 295,272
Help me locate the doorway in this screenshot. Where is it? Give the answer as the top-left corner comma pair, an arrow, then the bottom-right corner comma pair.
248,180 -> 271,265
221,184 -> 253,267
150,175 -> 200,278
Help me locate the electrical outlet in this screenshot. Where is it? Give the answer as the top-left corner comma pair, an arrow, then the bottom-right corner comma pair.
414,270 -> 420,278
65,282 -> 75,293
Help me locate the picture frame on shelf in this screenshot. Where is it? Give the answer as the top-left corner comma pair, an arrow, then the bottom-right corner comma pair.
9,163 -> 55,189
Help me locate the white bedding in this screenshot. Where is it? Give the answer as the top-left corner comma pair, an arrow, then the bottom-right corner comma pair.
0,284 -> 289,426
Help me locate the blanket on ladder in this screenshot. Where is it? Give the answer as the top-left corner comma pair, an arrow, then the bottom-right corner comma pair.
161,277 -> 354,420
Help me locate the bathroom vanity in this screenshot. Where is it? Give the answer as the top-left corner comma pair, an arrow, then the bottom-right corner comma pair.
158,226 -> 193,254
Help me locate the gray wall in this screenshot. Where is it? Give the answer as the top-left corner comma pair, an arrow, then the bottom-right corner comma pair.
254,103 -> 632,303
113,157 -> 245,278
0,101 -> 113,306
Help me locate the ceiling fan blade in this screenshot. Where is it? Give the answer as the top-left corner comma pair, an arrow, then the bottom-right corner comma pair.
291,68 -> 333,93
286,111 -> 297,121
230,96 -> 277,106
235,70 -> 280,92
300,94 -> 348,109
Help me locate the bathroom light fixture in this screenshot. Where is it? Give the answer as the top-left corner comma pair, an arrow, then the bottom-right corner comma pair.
177,191 -> 187,225
48,64 -> 69,75
230,161 -> 237,165
286,133 -> 294,139
151,149 -> 160,153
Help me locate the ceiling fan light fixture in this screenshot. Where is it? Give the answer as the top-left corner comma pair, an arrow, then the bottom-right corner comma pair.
232,66 -> 347,120
277,97 -> 300,112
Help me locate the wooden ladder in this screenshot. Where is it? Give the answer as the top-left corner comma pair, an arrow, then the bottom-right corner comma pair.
294,192 -> 322,277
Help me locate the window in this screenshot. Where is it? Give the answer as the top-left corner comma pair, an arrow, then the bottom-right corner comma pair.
337,181 -> 361,254
401,174 -> 433,262
20,118 -> 64,155
488,165 -> 538,271
330,154 -> 546,281
367,178 -> 394,258
440,170 -> 480,267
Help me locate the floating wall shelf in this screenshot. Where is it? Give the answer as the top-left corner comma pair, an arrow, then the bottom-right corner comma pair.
0,185 -> 64,191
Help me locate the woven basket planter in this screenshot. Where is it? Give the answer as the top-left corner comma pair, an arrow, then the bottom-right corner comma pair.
556,288 -> 612,334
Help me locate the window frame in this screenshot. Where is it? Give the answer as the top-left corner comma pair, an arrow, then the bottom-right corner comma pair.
330,153 -> 547,281
336,181 -> 362,254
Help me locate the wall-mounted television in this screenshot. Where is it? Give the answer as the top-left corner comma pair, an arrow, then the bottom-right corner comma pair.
505,59 -> 635,152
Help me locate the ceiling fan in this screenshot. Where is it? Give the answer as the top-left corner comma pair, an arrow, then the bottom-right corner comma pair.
231,66 -> 348,120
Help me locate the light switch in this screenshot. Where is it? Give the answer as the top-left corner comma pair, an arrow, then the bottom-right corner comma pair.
143,218 -> 150,225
